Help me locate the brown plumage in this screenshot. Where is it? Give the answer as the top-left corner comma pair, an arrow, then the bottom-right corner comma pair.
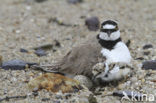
52,35 -> 105,78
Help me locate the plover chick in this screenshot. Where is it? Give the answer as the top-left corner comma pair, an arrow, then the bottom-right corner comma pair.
92,62 -> 132,84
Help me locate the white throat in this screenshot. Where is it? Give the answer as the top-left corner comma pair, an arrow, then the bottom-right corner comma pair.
99,30 -> 120,41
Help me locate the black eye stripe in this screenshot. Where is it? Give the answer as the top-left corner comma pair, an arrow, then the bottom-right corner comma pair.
100,29 -> 117,33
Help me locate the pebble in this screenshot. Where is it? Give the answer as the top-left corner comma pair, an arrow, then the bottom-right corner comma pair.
41,98 -> 50,101
142,60 -> 156,70
55,95 -> 63,99
34,49 -> 47,57
74,75 -> 93,89
34,0 -> 47,3
131,77 -> 138,83
67,0 -> 83,4
85,17 -> 100,31
20,48 -> 29,53
117,84 -> 126,90
143,44 -> 153,49
54,40 -> 61,47
53,101 -> 60,103
1,59 -> 37,70
143,51 -> 150,55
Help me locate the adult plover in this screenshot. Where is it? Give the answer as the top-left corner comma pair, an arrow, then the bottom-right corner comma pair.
93,20 -> 132,82
33,20 -> 132,83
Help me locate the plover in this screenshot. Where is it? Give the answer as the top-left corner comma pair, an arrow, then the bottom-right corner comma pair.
33,20 -> 132,83
94,20 -> 132,82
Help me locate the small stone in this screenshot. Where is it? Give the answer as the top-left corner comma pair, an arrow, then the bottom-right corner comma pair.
78,98 -> 89,103
67,0 -> 83,4
141,79 -> 145,83
54,40 -> 61,47
53,101 -> 60,103
143,51 -> 150,55
32,91 -> 38,96
20,48 -> 29,53
135,57 -> 144,60
55,95 -> 63,99
74,75 -> 93,89
143,44 -> 153,49
85,17 -> 100,31
65,94 -> 71,99
131,77 -> 138,83
1,59 -> 37,70
41,98 -> 50,101
34,0 -> 47,3
142,60 -> 156,70
34,49 -> 47,57
117,84 -> 126,90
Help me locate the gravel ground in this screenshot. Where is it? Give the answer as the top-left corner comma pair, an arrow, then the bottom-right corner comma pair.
0,0 -> 156,103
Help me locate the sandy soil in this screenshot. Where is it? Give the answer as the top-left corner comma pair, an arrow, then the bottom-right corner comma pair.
0,0 -> 156,103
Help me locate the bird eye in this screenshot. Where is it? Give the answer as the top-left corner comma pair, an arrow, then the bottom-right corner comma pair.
100,29 -> 107,32
105,74 -> 108,77
100,28 -> 117,33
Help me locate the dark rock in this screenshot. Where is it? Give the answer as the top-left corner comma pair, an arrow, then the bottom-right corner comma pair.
65,94 -> 71,99
143,51 -> 150,55
41,98 -> 50,102
1,59 -> 37,70
34,49 -> 47,57
54,40 -> 61,47
142,60 -> 156,70
67,0 -> 83,4
143,44 -> 153,49
80,15 -> 86,19
53,49 -> 57,52
33,44 -> 53,50
55,95 -> 63,99
145,72 -> 152,77
113,90 -> 143,100
53,101 -> 60,103
20,48 -> 29,53
85,17 -> 100,31
34,0 -> 47,3
32,91 -> 38,96
135,57 -> 144,60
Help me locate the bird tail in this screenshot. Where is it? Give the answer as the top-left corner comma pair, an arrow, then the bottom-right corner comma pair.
30,61 -> 64,75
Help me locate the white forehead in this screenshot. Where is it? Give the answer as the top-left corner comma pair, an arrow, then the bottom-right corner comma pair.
103,24 -> 115,29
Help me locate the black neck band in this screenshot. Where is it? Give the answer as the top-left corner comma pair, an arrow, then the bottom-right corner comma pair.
97,34 -> 121,50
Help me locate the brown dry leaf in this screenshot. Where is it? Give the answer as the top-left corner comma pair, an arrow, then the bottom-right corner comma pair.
28,73 -> 83,93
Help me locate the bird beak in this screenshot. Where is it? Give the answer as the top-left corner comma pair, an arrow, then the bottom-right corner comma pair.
107,31 -> 111,37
